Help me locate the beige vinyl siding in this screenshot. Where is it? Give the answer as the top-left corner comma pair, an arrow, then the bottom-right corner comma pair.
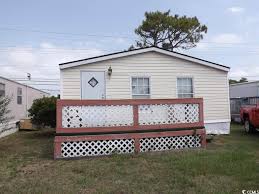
61,51 -> 230,122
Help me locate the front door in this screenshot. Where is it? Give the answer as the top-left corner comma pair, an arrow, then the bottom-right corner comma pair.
81,71 -> 105,99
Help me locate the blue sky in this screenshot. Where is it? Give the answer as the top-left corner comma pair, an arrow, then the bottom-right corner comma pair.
0,0 -> 259,93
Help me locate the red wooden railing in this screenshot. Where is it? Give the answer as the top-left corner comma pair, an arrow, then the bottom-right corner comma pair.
56,98 -> 204,134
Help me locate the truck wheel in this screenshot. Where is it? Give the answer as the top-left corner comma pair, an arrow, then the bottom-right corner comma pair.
244,119 -> 255,133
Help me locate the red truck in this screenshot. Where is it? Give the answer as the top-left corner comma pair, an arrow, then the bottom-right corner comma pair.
240,104 -> 259,133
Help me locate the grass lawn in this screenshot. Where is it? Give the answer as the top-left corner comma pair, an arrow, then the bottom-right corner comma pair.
0,124 -> 258,194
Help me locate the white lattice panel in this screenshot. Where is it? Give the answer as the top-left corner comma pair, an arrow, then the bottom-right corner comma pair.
61,139 -> 135,158
138,104 -> 199,125
140,135 -> 201,152
62,105 -> 133,128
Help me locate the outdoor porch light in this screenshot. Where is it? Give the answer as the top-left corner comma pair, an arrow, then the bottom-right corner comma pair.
108,66 -> 112,76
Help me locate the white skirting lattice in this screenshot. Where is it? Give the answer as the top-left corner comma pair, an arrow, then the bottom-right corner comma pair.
139,135 -> 201,152
59,134 -> 202,158
61,139 -> 135,158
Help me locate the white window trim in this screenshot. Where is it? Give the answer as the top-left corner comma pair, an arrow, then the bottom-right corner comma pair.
176,76 -> 195,98
130,76 -> 151,98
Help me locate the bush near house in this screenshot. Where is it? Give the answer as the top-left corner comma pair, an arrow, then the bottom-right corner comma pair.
28,96 -> 57,128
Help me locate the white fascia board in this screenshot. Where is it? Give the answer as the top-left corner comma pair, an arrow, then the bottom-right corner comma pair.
152,48 -> 230,72
59,47 -> 229,72
59,47 -> 155,69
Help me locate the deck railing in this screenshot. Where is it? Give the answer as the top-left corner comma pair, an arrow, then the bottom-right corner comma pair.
56,98 -> 204,134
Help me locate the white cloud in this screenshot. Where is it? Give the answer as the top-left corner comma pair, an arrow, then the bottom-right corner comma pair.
229,62 -> 259,81
245,16 -> 259,24
227,6 -> 245,14
229,69 -> 249,78
0,42 -> 105,94
115,37 -> 128,44
98,37 -> 129,46
192,34 -> 243,51
8,47 -> 37,65
40,42 -> 56,49
195,42 -> 209,50
1,42 -> 104,77
212,33 -> 243,44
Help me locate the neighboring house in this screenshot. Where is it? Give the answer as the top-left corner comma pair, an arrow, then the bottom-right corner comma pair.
59,46 -> 230,134
230,81 -> 259,122
230,81 -> 259,98
0,76 -> 49,138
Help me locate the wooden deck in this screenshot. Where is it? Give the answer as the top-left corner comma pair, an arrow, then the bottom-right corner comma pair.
54,98 -> 206,159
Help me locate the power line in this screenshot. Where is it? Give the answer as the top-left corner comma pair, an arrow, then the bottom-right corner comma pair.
16,83 -> 59,86
11,75 -> 259,79
0,27 -> 135,40
0,65 -> 60,69
11,78 -> 59,80
6,77 -> 60,81
12,79 -> 59,82
0,44 -> 257,54
40,89 -> 60,91
12,82 -> 59,84
0,50 -> 259,56
1,26 -> 259,46
229,76 -> 259,78
15,81 -> 59,83
1,43 -> 259,49
0,47 -> 112,51
198,41 -> 259,45
0,45 -> 258,54
0,45 -> 259,53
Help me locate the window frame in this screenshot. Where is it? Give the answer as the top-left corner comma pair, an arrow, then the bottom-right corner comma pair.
0,83 -> 5,97
176,77 -> 194,98
17,87 -> 22,105
131,76 -> 151,98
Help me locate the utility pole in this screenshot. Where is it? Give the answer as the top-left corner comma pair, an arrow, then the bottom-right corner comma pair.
25,73 -> 31,118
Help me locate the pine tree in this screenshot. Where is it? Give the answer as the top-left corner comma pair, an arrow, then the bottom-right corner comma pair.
134,10 -> 207,51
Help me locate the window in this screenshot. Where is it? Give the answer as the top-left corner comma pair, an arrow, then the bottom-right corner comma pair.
0,83 -> 5,97
131,77 -> 150,99
17,87 -> 22,104
177,77 -> 194,98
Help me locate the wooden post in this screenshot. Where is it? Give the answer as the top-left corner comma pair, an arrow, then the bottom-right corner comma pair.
133,104 -> 139,127
54,140 -> 62,159
56,100 -> 63,134
199,99 -> 204,126
201,129 -> 206,148
134,138 -> 140,153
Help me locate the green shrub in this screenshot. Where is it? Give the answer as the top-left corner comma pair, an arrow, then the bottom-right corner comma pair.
28,96 -> 57,128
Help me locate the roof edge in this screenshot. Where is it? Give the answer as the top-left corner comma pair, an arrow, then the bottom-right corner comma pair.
230,80 -> 259,86
59,46 -> 230,72
0,76 -> 50,95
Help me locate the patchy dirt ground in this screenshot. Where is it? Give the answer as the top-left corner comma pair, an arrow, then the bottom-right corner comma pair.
0,124 -> 258,194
